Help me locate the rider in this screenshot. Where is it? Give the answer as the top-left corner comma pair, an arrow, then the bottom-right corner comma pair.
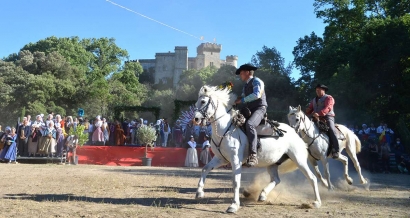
306,84 -> 339,159
234,64 -> 267,167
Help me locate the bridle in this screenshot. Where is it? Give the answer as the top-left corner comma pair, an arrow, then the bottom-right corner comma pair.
195,95 -> 218,121
293,112 -> 325,161
195,95 -> 232,124
194,95 -> 234,162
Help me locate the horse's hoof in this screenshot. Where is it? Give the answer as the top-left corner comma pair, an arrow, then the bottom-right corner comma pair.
328,185 -> 335,191
243,190 -> 251,198
195,191 -> 204,199
313,201 -> 321,208
226,204 -> 239,213
258,194 -> 267,202
347,177 -> 353,185
361,178 -> 368,185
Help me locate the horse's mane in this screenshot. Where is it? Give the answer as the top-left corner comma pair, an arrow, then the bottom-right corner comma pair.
198,85 -> 237,107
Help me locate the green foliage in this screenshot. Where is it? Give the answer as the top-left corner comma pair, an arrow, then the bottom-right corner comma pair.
68,125 -> 88,146
137,125 -> 157,157
137,125 -> 157,145
294,0 -> 410,126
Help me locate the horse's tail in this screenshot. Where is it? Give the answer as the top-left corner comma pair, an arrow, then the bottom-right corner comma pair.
346,129 -> 362,154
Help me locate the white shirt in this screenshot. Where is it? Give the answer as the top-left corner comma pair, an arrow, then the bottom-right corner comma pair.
202,140 -> 210,149
377,126 -> 384,134
188,141 -> 196,149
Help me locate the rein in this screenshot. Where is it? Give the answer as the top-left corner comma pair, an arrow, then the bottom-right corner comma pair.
299,113 -> 324,161
195,95 -> 235,163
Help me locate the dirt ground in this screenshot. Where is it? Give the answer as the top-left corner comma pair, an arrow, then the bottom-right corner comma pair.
0,163 -> 409,218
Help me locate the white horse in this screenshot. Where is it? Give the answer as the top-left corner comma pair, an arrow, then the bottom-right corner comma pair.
193,86 -> 321,213
287,106 -> 368,190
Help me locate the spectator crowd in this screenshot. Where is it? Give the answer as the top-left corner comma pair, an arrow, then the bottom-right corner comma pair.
350,121 -> 410,174
0,113 -> 215,167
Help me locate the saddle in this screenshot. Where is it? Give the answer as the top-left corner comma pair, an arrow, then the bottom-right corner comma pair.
233,107 -> 286,138
314,117 -> 345,141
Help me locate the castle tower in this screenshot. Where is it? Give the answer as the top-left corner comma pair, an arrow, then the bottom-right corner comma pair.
195,43 -> 222,69
225,55 -> 238,68
173,46 -> 188,87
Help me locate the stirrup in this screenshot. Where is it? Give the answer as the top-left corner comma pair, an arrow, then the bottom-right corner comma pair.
246,154 -> 258,167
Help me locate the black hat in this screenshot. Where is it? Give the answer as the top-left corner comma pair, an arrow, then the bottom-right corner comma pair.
235,64 -> 258,75
315,84 -> 328,91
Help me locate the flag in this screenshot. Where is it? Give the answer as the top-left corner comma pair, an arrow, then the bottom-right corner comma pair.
379,130 -> 386,143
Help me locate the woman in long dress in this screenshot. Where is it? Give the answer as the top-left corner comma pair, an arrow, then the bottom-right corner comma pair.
173,120 -> 183,147
92,116 -> 104,144
184,136 -> 198,167
3,127 -> 18,163
200,135 -> 212,165
0,127 -> 12,161
27,125 -> 39,156
38,121 -> 56,157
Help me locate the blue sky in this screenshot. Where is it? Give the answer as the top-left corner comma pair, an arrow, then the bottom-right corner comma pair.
0,0 -> 325,79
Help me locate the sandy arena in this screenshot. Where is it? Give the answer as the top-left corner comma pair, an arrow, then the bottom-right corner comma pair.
0,163 -> 408,217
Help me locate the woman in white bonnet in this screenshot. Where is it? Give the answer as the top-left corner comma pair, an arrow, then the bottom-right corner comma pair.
92,115 -> 104,144
184,135 -> 199,167
38,120 -> 56,157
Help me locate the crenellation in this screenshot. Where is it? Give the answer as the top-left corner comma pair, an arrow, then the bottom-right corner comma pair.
132,43 -> 237,87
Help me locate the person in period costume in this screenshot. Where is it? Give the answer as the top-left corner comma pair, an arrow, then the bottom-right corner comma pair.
92,116 -> 105,144
65,116 -> 74,134
102,118 -> 110,145
234,64 -> 268,167
306,84 -> 339,158
27,124 -> 40,156
185,135 -> 199,167
17,117 -> 30,156
200,135 -> 212,165
2,127 -> 18,163
108,122 -> 115,145
173,120 -> 183,147
162,118 -> 171,147
114,122 -> 126,146
83,118 -> 90,134
55,122 -> 65,157
66,135 -> 78,165
0,125 -> 5,151
0,127 -> 12,161
38,121 -> 56,157
197,125 -> 207,144
183,120 -> 195,146
73,117 -> 79,131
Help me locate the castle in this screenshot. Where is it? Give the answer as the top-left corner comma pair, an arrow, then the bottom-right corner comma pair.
135,43 -> 238,87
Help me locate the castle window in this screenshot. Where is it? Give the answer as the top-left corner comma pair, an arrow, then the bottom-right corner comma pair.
210,62 -> 214,67
211,52 -> 213,55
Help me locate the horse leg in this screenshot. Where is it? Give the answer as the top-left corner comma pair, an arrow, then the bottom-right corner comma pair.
226,152 -> 242,213
345,148 -> 367,185
258,165 -> 280,202
290,153 -> 321,208
308,155 -> 329,188
196,157 -> 227,199
320,157 -> 335,190
335,154 -> 353,185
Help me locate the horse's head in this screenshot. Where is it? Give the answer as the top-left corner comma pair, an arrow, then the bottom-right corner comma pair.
193,85 -> 236,126
287,105 -> 305,133
193,86 -> 218,126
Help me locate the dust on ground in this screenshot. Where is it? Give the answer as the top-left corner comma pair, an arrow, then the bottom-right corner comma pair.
0,163 -> 408,217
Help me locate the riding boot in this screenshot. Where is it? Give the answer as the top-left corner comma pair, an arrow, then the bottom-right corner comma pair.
247,153 -> 258,167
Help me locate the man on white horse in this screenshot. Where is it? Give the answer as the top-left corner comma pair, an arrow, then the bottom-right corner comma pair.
306,84 -> 339,159
234,64 -> 267,167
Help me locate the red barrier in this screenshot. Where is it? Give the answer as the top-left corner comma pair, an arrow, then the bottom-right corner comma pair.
76,146 -> 204,167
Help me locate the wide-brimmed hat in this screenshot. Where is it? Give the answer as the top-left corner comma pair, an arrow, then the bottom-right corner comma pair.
235,64 -> 258,75
315,84 -> 328,91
